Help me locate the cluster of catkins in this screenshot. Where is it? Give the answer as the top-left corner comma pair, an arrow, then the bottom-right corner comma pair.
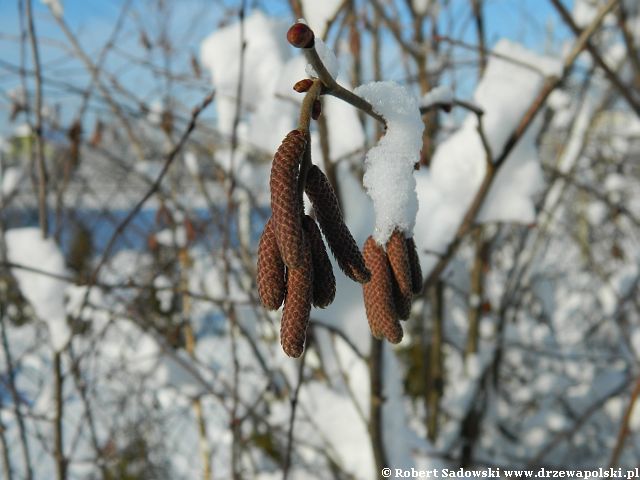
257,19 -> 423,357
257,127 -> 423,357
257,129 -> 371,357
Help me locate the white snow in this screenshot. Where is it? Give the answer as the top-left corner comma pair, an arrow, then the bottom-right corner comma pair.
1,166 -> 23,197
200,11 -> 289,141
412,0 -> 432,15
421,85 -> 453,109
322,77 -> 366,161
6,228 -> 71,351
184,151 -> 199,176
354,81 -> 424,244
14,123 -> 31,137
414,40 -> 561,260
41,0 -> 63,18
300,0 -> 343,37
305,38 -> 339,79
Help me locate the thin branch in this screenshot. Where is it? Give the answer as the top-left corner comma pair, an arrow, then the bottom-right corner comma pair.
0,398 -> 12,480
549,0 -> 640,116
282,349 -> 307,480
0,305 -> 33,480
420,98 -> 485,117
422,0 -> 614,290
617,1 -> 640,79
301,43 -> 386,125
72,90 -> 215,339
369,338 -> 389,472
609,374 -> 640,468
25,0 -> 48,238
53,351 -> 66,480
471,0 -> 487,77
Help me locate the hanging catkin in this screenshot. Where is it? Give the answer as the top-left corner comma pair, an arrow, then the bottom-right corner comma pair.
280,236 -> 314,357
303,215 -> 336,308
386,229 -> 413,320
270,129 -> 307,268
362,236 -> 403,344
405,236 -> 423,294
305,165 -> 371,284
256,217 -> 286,310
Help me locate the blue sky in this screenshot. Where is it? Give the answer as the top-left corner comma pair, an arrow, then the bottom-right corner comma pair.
0,0 -> 574,137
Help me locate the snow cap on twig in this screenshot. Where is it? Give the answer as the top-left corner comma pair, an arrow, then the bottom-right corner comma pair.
354,81 -> 424,245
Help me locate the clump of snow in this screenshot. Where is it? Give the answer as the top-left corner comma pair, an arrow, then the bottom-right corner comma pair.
414,40 -> 561,261
1,166 -> 23,197
200,12 -> 289,140
547,89 -> 571,111
421,85 -> 453,109
300,0 -> 343,37
572,0 -> 617,28
354,81 -> 424,244
412,0 -> 432,15
6,228 -> 71,351
42,0 -> 63,18
14,123 -> 32,137
305,38 -> 339,78
322,77 -> 366,161
184,151 -> 199,176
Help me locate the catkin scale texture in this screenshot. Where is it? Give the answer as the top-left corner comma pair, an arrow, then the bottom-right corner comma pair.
270,129 -> 307,268
280,237 -> 313,358
256,217 -> 286,310
305,165 -> 371,284
362,237 -> 403,344
303,216 -> 336,308
386,230 -> 413,320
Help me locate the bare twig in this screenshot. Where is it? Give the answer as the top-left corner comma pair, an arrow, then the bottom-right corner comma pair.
301,43 -> 386,125
369,338 -> 389,472
419,98 -> 485,116
25,0 -> 48,238
53,351 -> 66,480
471,0 -> 487,77
0,398 -> 12,480
426,281 -> 444,441
0,305 -> 33,480
282,349 -> 307,480
549,0 -> 640,116
72,90 -> 215,340
608,375 -> 640,468
422,0 -> 614,291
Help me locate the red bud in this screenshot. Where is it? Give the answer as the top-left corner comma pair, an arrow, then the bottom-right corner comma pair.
287,23 -> 314,48
293,79 -> 314,93
311,99 -> 322,120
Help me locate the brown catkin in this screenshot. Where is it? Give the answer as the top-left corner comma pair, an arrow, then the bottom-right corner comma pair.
256,217 -> 286,310
270,129 -> 307,268
362,237 -> 403,344
280,236 -> 313,357
405,237 -> 423,294
386,229 -> 413,320
303,216 -> 336,308
305,165 -> 371,283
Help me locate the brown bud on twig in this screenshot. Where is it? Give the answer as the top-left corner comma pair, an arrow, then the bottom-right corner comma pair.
303,215 -> 335,308
293,79 -> 314,93
305,165 -> 371,283
405,237 -> 423,294
362,237 -> 403,344
287,22 -> 315,49
311,99 -> 322,120
270,129 -> 307,268
386,230 -> 413,320
281,236 -> 313,357
257,217 -> 286,310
